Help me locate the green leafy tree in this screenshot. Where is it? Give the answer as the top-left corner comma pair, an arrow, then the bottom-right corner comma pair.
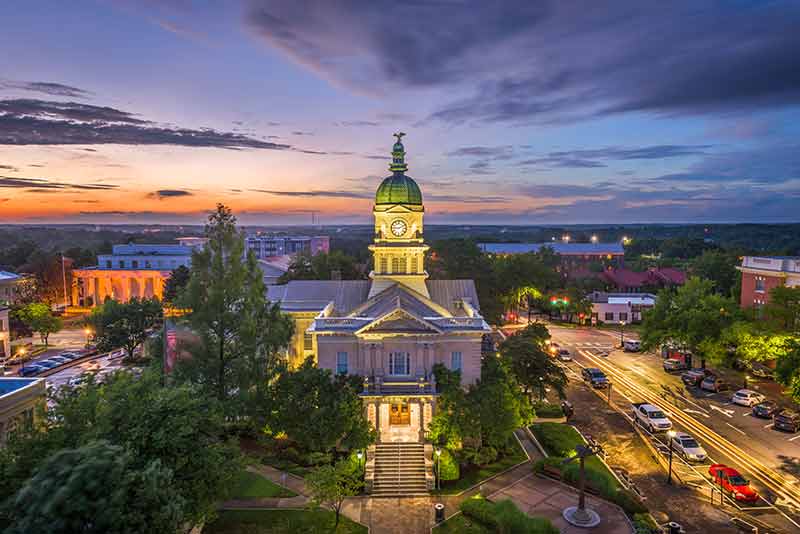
775,340 -> 800,403
162,265 -> 191,304
279,250 -> 364,282
691,249 -> 739,297
763,286 -> 800,332
177,204 -> 294,423
641,277 -> 739,367
18,250 -> 70,305
500,323 -> 567,399
305,460 -> 363,530
6,440 -> 184,534
270,359 -> 376,454
0,371 -> 240,528
14,302 -> 62,346
87,298 -> 162,359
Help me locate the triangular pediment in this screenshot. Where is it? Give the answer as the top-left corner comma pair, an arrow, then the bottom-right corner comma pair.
350,283 -> 452,319
356,308 -> 442,335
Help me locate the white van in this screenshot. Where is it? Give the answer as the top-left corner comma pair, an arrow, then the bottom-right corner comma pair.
623,339 -> 641,352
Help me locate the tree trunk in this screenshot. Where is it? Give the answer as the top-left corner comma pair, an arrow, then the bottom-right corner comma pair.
334,503 -> 341,530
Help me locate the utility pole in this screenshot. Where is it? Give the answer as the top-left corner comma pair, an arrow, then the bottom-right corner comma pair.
61,252 -> 68,309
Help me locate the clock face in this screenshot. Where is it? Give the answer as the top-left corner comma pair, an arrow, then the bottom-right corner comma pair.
390,219 -> 408,237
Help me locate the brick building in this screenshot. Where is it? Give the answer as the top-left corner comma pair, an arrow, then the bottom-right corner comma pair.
737,256 -> 800,309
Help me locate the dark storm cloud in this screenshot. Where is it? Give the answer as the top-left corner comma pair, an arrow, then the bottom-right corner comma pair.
0,175 -> 118,190
0,80 -> 91,98
246,2 -> 800,123
148,189 -> 194,199
0,98 -> 292,149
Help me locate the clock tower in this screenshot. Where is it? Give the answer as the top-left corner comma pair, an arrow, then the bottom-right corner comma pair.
368,133 -> 430,298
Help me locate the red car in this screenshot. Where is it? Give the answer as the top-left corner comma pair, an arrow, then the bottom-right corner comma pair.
708,464 -> 759,503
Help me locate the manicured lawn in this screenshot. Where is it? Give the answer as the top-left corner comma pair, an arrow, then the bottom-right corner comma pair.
204,509 -> 367,534
231,470 -> 297,499
432,513 -> 491,533
531,401 -> 564,419
433,436 -> 528,495
530,422 -> 617,485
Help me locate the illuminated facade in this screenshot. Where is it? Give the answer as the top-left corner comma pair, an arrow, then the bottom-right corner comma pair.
268,134 -> 490,444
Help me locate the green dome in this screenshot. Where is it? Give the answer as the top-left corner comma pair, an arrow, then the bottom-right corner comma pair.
376,173 -> 423,205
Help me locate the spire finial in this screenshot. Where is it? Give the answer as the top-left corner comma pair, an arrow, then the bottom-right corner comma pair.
389,132 -> 408,173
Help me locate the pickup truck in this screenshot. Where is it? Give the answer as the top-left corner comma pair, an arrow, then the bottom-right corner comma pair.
632,402 -> 673,433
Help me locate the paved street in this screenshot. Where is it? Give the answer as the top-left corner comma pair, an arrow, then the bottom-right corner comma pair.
546,322 -> 800,530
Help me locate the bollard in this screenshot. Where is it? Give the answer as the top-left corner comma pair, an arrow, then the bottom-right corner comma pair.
667,521 -> 683,534
434,503 -> 445,523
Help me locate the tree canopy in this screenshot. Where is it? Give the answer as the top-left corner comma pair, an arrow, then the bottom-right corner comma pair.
269,359 -> 375,454
87,298 -> 162,359
176,204 -> 294,424
279,250 -> 364,283
13,302 -> 62,346
499,323 -> 567,399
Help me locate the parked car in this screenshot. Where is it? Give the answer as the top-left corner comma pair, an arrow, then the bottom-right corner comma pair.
557,349 -> 572,361
36,360 -> 59,370
582,368 -> 609,389
20,365 -> 43,376
731,389 -> 766,407
681,368 -> 714,387
670,432 -> 707,462
623,339 -> 641,352
663,358 -> 689,372
633,402 -> 672,432
700,376 -> 730,393
708,464 -> 759,502
67,375 -> 88,388
48,356 -> 70,365
749,362 -> 774,380
752,400 -> 780,418
773,410 -> 800,433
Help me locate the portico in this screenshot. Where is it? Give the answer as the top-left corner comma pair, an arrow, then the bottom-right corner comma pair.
71,269 -> 167,307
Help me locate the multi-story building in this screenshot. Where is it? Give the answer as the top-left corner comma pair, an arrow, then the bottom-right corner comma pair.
0,378 -> 46,446
267,135 -> 489,446
245,235 -> 330,259
737,256 -> 800,309
71,242 -> 200,307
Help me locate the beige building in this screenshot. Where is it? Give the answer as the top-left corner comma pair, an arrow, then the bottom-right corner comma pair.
0,378 -> 46,445
0,307 -> 9,360
268,134 -> 489,446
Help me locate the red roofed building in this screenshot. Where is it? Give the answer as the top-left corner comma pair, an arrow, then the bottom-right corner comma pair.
600,267 -> 686,292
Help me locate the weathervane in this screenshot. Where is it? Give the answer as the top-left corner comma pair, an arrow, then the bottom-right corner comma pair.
393,132 -> 405,143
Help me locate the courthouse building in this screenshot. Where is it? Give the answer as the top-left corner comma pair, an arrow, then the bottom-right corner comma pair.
738,256 -> 800,309
268,134 -> 490,445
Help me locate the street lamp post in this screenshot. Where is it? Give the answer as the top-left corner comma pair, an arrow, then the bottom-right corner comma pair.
83,327 -> 92,348
666,430 -> 676,484
435,448 -> 442,490
538,376 -> 545,402
619,320 -> 626,348
356,450 -> 364,474
562,443 -> 602,527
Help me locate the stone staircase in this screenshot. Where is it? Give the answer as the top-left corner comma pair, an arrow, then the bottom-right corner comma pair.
370,442 -> 429,497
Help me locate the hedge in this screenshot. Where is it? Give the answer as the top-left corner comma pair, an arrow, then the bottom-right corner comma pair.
460,497 -> 559,534
531,402 -> 564,419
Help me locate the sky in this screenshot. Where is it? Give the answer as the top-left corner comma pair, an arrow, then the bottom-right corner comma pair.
1,0 -> 800,225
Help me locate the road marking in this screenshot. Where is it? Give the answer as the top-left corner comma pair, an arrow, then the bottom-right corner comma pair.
725,422 -> 746,436
764,422 -> 774,429
789,435 -> 800,442
709,405 -> 735,418
684,409 -> 711,418
742,412 -> 751,417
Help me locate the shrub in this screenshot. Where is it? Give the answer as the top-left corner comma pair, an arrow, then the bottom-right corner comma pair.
438,448 -> 460,481
633,513 -> 659,533
612,489 -> 648,515
305,452 -> 333,467
460,496 -> 498,528
280,446 -> 302,464
530,423 -> 580,457
532,457 -> 562,475
461,497 -> 559,534
475,446 -> 498,466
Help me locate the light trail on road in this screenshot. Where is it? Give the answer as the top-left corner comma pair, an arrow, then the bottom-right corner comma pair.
577,348 -> 800,527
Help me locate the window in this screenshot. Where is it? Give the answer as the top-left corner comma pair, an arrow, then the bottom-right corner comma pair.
604,312 -> 614,321
105,260 -> 112,268
379,256 -> 388,274
619,312 -> 628,322
336,352 -> 348,375
118,260 -> 125,268
132,260 -> 139,268
303,333 -> 313,351
391,256 -> 405,274
755,277 -> 765,292
451,351 -> 462,371
144,260 -> 151,268
410,256 -> 418,274
389,352 -> 410,375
